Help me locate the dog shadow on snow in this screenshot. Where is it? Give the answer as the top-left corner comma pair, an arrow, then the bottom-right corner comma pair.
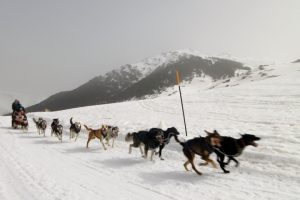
139,171 -> 209,184
63,146 -> 99,154
18,134 -> 45,139
0,127 -> 15,130
95,158 -> 145,169
33,139 -> 68,145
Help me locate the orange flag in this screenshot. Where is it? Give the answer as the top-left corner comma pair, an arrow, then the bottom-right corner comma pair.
176,70 -> 181,85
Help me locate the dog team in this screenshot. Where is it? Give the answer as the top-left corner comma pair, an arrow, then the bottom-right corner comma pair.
31,116 -> 260,176
32,117 -> 119,148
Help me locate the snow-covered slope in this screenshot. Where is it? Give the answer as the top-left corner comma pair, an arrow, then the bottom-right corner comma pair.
0,62 -> 299,200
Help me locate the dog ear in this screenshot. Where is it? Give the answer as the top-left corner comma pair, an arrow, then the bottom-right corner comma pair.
204,130 -> 212,136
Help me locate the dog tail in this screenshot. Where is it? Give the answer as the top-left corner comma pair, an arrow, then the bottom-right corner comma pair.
70,117 -> 74,125
84,125 -> 92,131
33,118 -> 38,124
173,134 -> 185,147
125,132 -> 134,142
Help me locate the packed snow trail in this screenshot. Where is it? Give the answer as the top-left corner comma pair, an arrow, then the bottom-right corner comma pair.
0,63 -> 300,200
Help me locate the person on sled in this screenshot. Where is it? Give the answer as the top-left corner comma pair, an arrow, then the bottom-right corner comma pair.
12,99 -> 25,113
11,100 -> 26,126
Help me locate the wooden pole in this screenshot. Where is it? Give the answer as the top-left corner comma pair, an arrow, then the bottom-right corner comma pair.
176,70 -> 188,136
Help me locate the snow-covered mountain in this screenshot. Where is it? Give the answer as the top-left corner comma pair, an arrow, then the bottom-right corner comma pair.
292,58 -> 300,63
27,50 -> 261,112
0,61 -> 299,200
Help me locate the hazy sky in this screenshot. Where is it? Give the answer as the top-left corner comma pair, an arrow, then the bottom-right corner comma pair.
0,0 -> 299,96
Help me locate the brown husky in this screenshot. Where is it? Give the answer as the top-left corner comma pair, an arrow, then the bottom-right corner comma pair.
84,125 -> 108,150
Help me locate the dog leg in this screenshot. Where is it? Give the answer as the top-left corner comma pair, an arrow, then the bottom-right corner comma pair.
105,137 -> 109,146
129,144 -> 133,154
217,153 -> 230,173
229,156 -> 239,167
216,153 -> 229,173
183,160 -> 190,171
143,145 -> 149,159
74,134 -> 79,142
205,158 -> 217,169
220,163 -> 230,173
139,145 -> 144,156
190,160 -> 202,175
158,144 -> 165,160
86,138 -> 92,148
112,139 -> 115,148
150,150 -> 155,161
183,149 -> 202,175
100,139 -> 107,150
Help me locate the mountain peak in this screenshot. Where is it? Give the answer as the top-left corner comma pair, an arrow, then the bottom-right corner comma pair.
27,50 -> 251,112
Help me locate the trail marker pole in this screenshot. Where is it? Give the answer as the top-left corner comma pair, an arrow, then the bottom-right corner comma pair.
176,70 -> 188,136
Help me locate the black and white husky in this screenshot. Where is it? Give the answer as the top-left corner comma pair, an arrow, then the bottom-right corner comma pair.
33,117 -> 47,136
51,119 -> 63,141
105,125 -> 119,147
69,117 -> 81,141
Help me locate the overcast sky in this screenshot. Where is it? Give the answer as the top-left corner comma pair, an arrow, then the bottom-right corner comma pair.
0,0 -> 299,97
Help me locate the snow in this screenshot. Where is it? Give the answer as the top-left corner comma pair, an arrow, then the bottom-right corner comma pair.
100,49 -> 277,89
129,49 -> 278,83
0,63 -> 299,200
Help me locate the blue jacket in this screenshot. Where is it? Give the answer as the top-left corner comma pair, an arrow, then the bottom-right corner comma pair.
12,102 -> 25,112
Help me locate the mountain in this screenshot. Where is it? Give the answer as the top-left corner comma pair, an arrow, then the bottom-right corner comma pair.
27,50 -> 251,112
292,59 -> 300,63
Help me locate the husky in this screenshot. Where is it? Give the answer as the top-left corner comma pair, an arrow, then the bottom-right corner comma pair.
104,125 -> 119,148
33,117 -> 47,136
125,130 -> 164,161
51,119 -> 63,141
69,117 -> 81,141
